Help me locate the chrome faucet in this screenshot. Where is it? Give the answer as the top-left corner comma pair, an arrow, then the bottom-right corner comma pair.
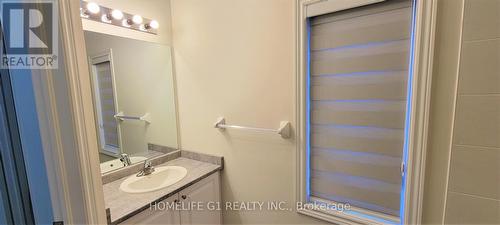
119,153 -> 132,166
137,159 -> 155,177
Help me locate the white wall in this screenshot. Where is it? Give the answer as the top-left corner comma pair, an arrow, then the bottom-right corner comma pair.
84,31 -> 178,156
82,0 -> 173,45
171,0 -> 323,224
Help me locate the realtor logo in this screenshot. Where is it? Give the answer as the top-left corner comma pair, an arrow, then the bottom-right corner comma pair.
1,1 -> 58,69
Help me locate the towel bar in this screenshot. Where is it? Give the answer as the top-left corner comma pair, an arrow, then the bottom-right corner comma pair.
214,117 -> 291,139
114,112 -> 151,124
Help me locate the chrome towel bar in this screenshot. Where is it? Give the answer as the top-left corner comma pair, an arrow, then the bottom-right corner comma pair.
114,112 -> 151,124
214,117 -> 291,139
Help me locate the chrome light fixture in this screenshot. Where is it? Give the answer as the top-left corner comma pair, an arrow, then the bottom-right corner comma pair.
79,1 -> 159,35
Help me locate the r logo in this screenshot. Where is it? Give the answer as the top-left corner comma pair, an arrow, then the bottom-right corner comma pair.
2,2 -> 53,54
1,1 -> 58,69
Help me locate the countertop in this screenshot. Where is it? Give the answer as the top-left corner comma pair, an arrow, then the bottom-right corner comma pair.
103,157 -> 222,224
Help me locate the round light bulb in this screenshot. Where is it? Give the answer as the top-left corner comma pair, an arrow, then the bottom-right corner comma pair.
149,20 -> 159,29
101,14 -> 111,23
132,15 -> 143,24
132,15 -> 142,24
86,2 -> 100,14
111,9 -> 123,20
122,19 -> 131,27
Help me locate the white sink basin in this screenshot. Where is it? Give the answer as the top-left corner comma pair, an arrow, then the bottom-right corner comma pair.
120,166 -> 188,193
100,156 -> 147,173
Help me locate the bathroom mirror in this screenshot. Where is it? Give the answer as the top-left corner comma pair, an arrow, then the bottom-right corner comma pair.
83,30 -> 178,174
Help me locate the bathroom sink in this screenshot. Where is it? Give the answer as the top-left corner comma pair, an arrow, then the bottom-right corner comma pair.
100,156 -> 147,173
119,166 -> 188,193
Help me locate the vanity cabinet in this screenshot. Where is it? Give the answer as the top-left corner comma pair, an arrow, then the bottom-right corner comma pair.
121,194 -> 180,225
121,171 -> 221,225
179,171 -> 221,224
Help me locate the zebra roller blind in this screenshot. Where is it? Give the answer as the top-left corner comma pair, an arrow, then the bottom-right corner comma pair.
309,0 -> 412,218
94,61 -> 120,153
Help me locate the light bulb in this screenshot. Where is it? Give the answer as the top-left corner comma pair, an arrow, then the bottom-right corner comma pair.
101,14 -> 111,23
132,15 -> 143,24
86,2 -> 100,14
122,19 -> 131,27
111,9 -> 123,20
149,20 -> 159,29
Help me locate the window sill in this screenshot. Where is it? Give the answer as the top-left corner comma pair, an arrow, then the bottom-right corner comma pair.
99,146 -> 120,157
297,202 -> 399,225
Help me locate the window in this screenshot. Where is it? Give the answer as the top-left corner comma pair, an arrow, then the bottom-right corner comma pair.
299,0 -> 416,224
89,50 -> 121,156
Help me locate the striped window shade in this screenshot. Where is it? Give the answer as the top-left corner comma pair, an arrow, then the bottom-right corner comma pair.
94,61 -> 120,153
308,0 -> 412,219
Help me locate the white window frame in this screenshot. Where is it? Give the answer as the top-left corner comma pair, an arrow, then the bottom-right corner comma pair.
295,0 -> 437,224
88,49 -> 123,157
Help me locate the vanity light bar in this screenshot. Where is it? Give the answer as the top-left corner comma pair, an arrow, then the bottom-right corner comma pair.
80,1 -> 158,35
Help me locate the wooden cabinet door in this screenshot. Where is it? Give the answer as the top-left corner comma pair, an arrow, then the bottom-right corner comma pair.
120,194 -> 180,225
179,172 -> 221,225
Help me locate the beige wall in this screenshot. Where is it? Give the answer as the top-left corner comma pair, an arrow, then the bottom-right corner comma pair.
171,0 -> 323,224
82,0 -> 173,45
84,31 -> 178,156
443,0 -> 500,224
423,0 -> 500,224
172,0 -> 499,224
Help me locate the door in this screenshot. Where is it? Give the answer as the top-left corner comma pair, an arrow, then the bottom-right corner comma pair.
0,57 -> 35,225
179,172 -> 221,225
0,23 -> 55,224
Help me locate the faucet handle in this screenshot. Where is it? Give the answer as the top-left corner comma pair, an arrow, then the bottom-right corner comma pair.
144,159 -> 152,168
120,153 -> 131,166
137,159 -> 155,176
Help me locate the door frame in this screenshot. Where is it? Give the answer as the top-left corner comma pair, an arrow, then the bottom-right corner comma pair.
30,0 -> 107,224
0,0 -> 104,223
295,0 -> 437,224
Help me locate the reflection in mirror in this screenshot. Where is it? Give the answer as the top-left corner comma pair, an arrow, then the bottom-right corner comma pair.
83,31 -> 178,174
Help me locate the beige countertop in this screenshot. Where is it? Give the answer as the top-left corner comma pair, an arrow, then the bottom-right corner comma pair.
103,157 -> 222,224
